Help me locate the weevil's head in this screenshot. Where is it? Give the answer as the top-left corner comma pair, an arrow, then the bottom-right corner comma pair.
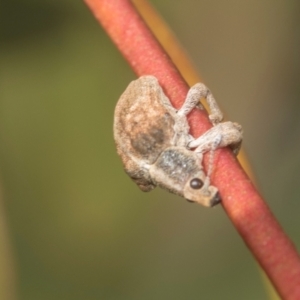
183,178 -> 220,207
149,147 -> 221,207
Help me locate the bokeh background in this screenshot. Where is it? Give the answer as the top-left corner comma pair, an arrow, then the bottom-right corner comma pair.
1,0 -> 300,299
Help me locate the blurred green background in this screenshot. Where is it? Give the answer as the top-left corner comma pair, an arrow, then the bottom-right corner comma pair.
1,0 -> 300,299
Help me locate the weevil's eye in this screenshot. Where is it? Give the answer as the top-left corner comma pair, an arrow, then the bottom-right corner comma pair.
190,178 -> 204,189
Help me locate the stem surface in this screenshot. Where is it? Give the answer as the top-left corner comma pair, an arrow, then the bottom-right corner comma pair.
84,1 -> 300,298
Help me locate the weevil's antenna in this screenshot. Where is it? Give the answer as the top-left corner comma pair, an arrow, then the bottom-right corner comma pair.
203,136 -> 221,190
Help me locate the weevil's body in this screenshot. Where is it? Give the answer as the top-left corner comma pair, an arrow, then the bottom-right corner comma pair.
114,76 -> 242,207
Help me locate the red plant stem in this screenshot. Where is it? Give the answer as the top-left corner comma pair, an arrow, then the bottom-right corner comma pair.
84,0 -> 300,298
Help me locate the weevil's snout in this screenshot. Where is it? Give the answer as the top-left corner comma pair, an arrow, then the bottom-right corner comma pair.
183,179 -> 220,207
210,192 -> 221,207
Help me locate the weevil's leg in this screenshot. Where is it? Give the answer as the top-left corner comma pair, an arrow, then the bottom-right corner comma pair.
189,122 -> 243,155
177,83 -> 223,126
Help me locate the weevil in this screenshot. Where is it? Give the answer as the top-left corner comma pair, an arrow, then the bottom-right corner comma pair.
114,76 -> 242,207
